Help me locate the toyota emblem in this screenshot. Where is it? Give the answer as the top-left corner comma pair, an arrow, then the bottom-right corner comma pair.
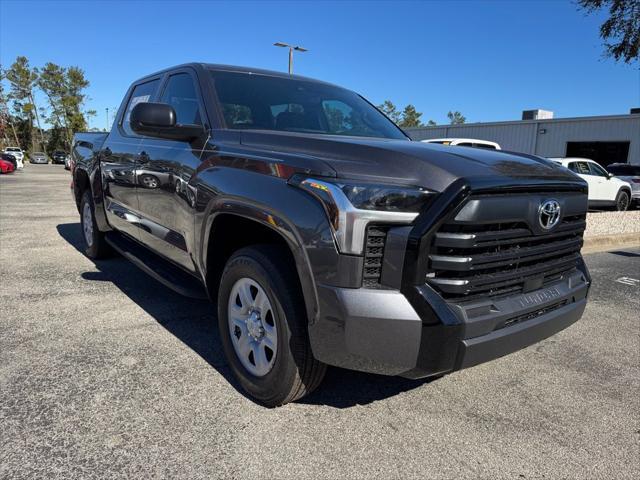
538,199 -> 561,230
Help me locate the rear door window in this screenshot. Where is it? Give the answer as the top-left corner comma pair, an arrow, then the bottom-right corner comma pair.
571,162 -> 591,175
122,79 -> 160,136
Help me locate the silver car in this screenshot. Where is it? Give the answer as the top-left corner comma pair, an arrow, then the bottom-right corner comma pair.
30,152 -> 49,164
607,163 -> 640,208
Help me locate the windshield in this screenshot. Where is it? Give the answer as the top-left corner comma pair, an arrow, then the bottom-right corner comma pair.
210,71 -> 407,140
6,148 -> 20,152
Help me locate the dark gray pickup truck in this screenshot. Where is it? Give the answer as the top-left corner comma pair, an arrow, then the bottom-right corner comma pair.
71,63 -> 590,406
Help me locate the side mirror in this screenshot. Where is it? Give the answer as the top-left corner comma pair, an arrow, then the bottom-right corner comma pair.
607,172 -> 614,179
130,102 -> 204,141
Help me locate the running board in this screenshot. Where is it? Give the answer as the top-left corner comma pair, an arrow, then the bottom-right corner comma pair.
105,232 -> 208,300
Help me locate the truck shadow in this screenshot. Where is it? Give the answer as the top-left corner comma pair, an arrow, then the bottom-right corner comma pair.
57,222 -> 433,408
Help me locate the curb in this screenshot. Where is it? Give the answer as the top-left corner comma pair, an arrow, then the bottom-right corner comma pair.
582,233 -> 640,254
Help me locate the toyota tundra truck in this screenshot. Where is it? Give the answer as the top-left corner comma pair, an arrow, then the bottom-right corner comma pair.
71,63 -> 590,406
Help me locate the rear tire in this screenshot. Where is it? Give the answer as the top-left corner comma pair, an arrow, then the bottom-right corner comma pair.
80,190 -> 112,259
217,245 -> 326,407
615,190 -> 630,211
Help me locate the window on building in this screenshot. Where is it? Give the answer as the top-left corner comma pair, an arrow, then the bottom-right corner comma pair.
566,141 -> 630,167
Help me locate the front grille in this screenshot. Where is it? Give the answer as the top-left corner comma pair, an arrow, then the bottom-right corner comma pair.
427,209 -> 586,302
362,226 -> 388,288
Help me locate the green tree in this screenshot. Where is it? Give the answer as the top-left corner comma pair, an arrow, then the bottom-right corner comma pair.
398,104 -> 423,128
426,119 -> 437,126
45,125 -> 67,156
0,67 -> 22,148
447,111 -> 466,125
377,100 -> 401,124
5,56 -> 46,152
38,62 -> 69,139
38,63 -> 94,150
14,117 -> 33,153
64,66 -> 92,134
578,0 -> 639,63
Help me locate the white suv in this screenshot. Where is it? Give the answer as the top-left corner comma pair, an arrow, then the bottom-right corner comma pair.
550,157 -> 632,211
422,138 -> 501,150
3,147 -> 24,169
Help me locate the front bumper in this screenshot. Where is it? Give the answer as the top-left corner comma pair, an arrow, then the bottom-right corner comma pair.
310,264 -> 589,377
309,179 -> 591,378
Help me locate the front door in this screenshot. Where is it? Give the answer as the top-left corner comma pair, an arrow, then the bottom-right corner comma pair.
569,160 -> 605,201
134,70 -> 208,272
587,162 -> 616,201
101,78 -> 160,239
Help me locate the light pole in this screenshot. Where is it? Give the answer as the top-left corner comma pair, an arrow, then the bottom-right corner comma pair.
105,107 -> 109,131
273,42 -> 308,74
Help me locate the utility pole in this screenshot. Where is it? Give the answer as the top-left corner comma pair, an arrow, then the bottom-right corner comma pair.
273,42 -> 308,74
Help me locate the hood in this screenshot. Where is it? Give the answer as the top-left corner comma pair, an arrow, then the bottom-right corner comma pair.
239,131 -> 582,191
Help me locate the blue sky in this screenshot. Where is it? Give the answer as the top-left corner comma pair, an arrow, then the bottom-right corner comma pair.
1,0 -> 638,130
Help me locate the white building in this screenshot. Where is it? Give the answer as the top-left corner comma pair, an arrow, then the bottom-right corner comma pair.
405,111 -> 640,166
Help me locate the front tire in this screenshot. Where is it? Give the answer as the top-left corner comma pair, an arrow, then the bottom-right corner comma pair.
218,245 -> 326,407
615,190 -> 630,211
80,190 -> 111,259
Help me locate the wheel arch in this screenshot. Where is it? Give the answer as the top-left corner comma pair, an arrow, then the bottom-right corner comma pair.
619,185 -> 632,197
73,163 -> 111,232
201,205 -> 320,325
73,167 -> 91,212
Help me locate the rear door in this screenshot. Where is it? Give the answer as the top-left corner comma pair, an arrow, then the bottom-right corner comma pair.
101,77 -> 161,239
133,69 -> 209,272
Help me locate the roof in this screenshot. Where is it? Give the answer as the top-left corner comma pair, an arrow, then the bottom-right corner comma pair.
548,157 -> 596,164
137,62 -> 337,87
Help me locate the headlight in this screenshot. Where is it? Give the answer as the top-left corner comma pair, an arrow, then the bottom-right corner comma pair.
289,175 -> 436,254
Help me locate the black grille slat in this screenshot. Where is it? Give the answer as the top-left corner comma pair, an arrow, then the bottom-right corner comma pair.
428,253 -> 581,295
434,219 -> 586,249
362,227 -> 388,288
430,237 -> 583,272
427,198 -> 586,301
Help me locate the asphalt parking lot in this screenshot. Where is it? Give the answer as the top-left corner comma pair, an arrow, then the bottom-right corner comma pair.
1,165 -> 638,479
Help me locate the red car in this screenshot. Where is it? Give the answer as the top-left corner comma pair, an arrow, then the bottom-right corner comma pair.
0,158 -> 15,174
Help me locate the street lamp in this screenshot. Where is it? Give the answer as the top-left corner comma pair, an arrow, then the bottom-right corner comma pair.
273,42 -> 308,74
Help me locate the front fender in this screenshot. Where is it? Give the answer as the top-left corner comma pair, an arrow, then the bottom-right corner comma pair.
194,167 -> 343,325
